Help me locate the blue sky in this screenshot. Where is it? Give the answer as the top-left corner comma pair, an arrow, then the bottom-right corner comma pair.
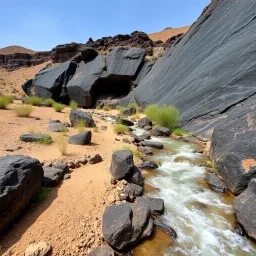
0,0 -> 210,51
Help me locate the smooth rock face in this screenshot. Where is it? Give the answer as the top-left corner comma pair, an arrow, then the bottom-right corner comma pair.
21,79 -> 34,96
133,61 -> 155,86
138,117 -> 152,128
102,202 -> 153,250
135,0 -> 256,138
34,61 -> 77,102
210,107 -> 256,195
68,131 -> 92,145
110,150 -> 134,179
151,126 -> 171,137
25,241 -> 52,256
0,155 -> 43,234
70,109 -> 95,127
106,47 -> 146,78
43,167 -> 65,186
67,55 -> 105,107
234,179 -> 256,240
206,173 -> 228,194
141,141 -> 164,149
20,134 -> 52,143
88,246 -> 115,256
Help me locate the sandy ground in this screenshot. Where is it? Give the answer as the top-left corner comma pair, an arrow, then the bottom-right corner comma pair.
0,62 -> 50,98
148,26 -> 190,42
0,105 -> 134,256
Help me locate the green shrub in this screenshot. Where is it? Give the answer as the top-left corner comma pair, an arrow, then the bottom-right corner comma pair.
13,105 -> 34,117
93,127 -> 99,132
37,135 -> 53,144
0,95 -> 13,109
133,112 -> 141,120
127,103 -> 139,110
43,98 -> 55,107
116,105 -> 122,110
96,106 -> 101,110
144,104 -> 180,130
21,92 -> 26,98
69,100 -> 78,110
53,103 -> 65,112
113,124 -> 129,134
75,119 -> 87,133
25,96 -> 44,106
103,106 -> 112,111
31,186 -> 50,207
172,128 -> 185,136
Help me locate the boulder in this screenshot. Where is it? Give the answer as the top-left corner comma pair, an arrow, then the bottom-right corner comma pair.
21,79 -> 34,96
124,183 -> 143,201
106,47 -> 146,79
43,167 -> 65,186
48,123 -> 68,132
102,202 -> 153,250
25,241 -> 52,256
125,166 -> 144,186
89,246 -> 115,256
34,61 -> 76,102
138,146 -> 153,155
138,117 -> 152,128
67,55 -> 105,107
137,197 -> 164,215
70,109 -> 95,127
0,155 -> 43,234
80,47 -> 98,62
141,141 -> 164,149
151,126 -> 171,137
123,108 -> 136,116
116,117 -> 134,127
138,161 -> 158,170
206,173 -> 228,194
89,154 -> 103,164
68,131 -> 92,145
234,179 -> 256,240
110,150 -> 134,179
54,161 -> 69,173
51,43 -> 81,63
20,134 -> 52,143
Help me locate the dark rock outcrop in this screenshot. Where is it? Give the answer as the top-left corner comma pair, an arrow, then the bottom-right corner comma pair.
80,47 -> 98,62
136,197 -> 164,215
151,126 -> 171,137
125,166 -> 144,187
138,117 -> 152,128
21,79 -> 34,96
0,155 -> 43,234
116,118 -> 134,127
206,173 -> 228,194
70,110 -> 95,127
68,131 -> 92,145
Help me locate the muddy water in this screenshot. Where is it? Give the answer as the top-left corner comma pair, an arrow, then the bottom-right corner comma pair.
132,126 -> 256,256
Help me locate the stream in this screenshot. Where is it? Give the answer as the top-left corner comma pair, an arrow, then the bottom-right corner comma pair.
132,125 -> 256,256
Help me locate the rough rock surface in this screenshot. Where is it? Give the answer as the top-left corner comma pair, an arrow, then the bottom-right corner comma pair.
125,166 -> 144,186
89,154 -> 103,164
80,47 -> 98,62
21,79 -> 34,96
234,178 -> 256,240
34,61 -> 77,103
68,131 -> 92,145
206,173 -> 228,194
48,122 -> 68,132
25,241 -> 52,256
70,109 -> 95,127
138,161 -> 158,170
43,167 -> 65,186
151,126 -> 171,137
135,0 -> 256,139
137,197 -> 164,215
88,246 -> 115,256
116,118 -> 134,127
138,117 -> 152,128
20,134 -> 52,143
102,202 -> 153,250
0,155 -> 43,234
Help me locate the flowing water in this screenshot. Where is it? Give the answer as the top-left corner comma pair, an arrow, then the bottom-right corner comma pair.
132,126 -> 256,256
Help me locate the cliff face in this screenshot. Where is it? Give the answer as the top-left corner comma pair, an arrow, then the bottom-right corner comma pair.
134,0 -> 256,138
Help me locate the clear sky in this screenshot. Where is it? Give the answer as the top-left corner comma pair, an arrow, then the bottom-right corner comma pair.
0,0 -> 210,51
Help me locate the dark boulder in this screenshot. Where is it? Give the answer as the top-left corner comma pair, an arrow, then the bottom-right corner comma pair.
51,43 -> 81,63
136,197 -> 164,215
234,179 -> 256,240
70,109 -> 95,127
124,183 -> 143,201
138,146 -> 153,155
68,131 -> 92,145
116,117 -> 134,127
89,154 -> 103,164
34,61 -> 76,103
151,126 -> 171,137
54,161 -> 69,173
141,141 -> 164,149
125,166 -> 144,186
138,117 -> 152,128
0,155 -> 43,234
206,173 -> 228,194
138,161 -> 158,170
80,47 -> 98,62
102,202 -> 153,250
21,79 -> 34,96
67,55 -> 105,107
48,123 -> 68,132
20,134 -> 52,143
123,108 -> 136,116
110,150 -> 134,180
43,167 -> 65,186
89,246 -> 115,256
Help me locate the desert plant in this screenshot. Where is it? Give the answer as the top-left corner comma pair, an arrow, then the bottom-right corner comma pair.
96,106 -> 101,110
172,128 -> 185,136
127,103 -> 139,110
103,106 -> 112,111
31,186 -> 50,207
75,119 -> 87,133
55,134 -> 68,155
144,104 -> 180,130
113,145 -> 144,160
113,124 -> 129,134
37,135 -> 53,144
25,96 -> 44,106
21,92 -> 26,98
0,95 -> 13,109
53,103 -> 66,112
133,112 -> 141,120
116,105 -> 122,110
13,105 -> 34,117
118,106 -> 125,117
69,100 -> 78,110
93,127 -> 99,132
43,98 -> 55,107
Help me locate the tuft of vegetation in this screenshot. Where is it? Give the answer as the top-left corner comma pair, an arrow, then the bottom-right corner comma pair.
186,132 -> 195,136
53,103 -> 66,112
25,96 -> 44,106
96,106 -> 101,110
113,145 -> 144,160
75,119 -> 87,133
172,128 -> 185,136
30,186 -> 50,207
43,98 -> 55,107
207,160 -> 216,170
69,100 -> 78,110
37,135 -> 53,144
116,105 -> 122,110
93,127 -> 99,132
103,106 -> 112,111
55,134 -> 68,155
127,103 -> 139,110
21,92 -> 26,98
118,106 -> 125,117
113,124 -> 129,134
13,105 -> 34,117
133,112 -> 141,120
0,95 -> 14,109
144,104 -> 180,131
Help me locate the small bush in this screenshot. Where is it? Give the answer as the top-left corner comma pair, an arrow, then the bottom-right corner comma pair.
127,103 -> 139,110
144,104 -> 180,130
31,186 -> 50,207
0,95 -> 13,109
43,98 -> 55,107
93,127 -> 99,132
69,100 -> 78,110
186,132 -> 195,136
172,128 -> 185,136
75,119 -> 87,133
21,92 -> 26,98
53,103 -> 65,112
55,134 -> 68,155
96,106 -> 101,110
25,96 -> 43,106
119,106 -> 125,117
103,106 -> 112,111
133,112 -> 141,120
116,105 -> 122,110
13,105 -> 34,117
113,124 -> 129,134
37,135 -> 53,144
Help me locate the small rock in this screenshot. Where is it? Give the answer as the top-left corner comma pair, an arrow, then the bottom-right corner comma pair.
138,117 -> 152,128
25,241 -> 52,256
54,161 -> 69,172
101,126 -> 107,131
89,154 -> 103,164
141,141 -> 164,149
151,126 -> 171,137
138,161 -> 158,170
88,246 -> 115,256
64,174 -> 71,180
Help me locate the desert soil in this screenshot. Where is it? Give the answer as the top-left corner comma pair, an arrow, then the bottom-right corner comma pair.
0,105 -> 134,256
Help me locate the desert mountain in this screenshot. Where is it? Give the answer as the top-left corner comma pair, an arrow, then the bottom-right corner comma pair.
0,45 -> 36,55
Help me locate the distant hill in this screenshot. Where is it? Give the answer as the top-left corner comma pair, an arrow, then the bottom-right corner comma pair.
148,26 -> 191,42
0,45 -> 36,55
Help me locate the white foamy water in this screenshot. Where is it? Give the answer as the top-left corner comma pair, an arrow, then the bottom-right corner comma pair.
133,126 -> 256,256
